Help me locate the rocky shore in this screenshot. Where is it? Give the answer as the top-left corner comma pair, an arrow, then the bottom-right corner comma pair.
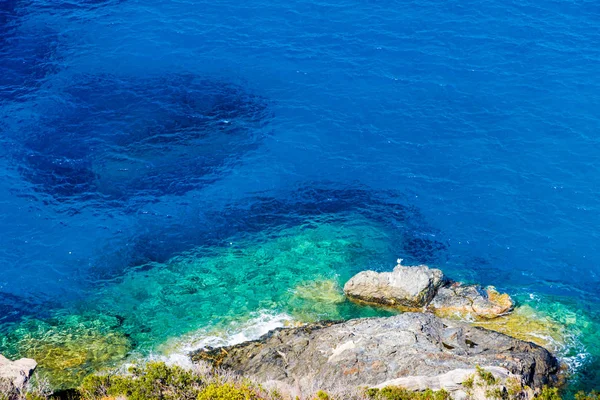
192,313 -> 559,397
1,261 -> 566,400
191,261 -> 561,399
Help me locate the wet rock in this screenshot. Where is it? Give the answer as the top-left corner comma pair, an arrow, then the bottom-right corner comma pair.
431,284 -> 514,319
190,313 -> 559,394
343,261 -> 446,308
344,261 -> 514,319
472,305 -> 566,351
0,354 -> 37,391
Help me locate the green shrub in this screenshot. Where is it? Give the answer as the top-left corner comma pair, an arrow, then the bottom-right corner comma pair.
197,382 -> 260,400
536,386 -> 560,400
20,359 -> 600,400
314,391 -> 331,400
476,366 -> 497,386
485,387 -> 507,400
462,374 -> 475,390
80,362 -> 202,400
366,387 -> 451,400
505,377 -> 524,400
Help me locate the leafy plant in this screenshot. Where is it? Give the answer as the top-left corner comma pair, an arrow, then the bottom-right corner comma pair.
80,362 -> 203,400
536,386 -> 560,400
366,387 -> 451,400
476,366 -> 497,386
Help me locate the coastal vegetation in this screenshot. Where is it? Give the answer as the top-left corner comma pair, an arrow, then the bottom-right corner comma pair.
1,362 -> 597,400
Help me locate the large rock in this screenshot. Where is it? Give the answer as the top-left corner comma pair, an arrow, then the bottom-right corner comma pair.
344,262 -> 513,319
0,355 -> 37,392
343,262 -> 446,308
191,313 -> 559,394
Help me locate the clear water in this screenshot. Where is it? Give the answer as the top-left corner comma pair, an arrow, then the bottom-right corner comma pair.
1,0 -> 599,392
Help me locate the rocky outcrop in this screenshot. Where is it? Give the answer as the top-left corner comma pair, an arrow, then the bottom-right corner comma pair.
344,261 -> 513,319
342,263 -> 446,308
191,313 -> 559,394
371,366 -> 535,400
0,355 -> 37,392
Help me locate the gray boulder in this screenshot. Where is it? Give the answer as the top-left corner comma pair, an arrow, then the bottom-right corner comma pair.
343,262 -> 446,308
191,313 -> 558,394
344,262 -> 514,319
0,355 -> 37,392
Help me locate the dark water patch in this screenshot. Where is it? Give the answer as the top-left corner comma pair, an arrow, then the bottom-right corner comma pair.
55,0 -> 126,10
21,136 -> 97,199
0,292 -> 54,326
0,0 -> 20,37
210,184 -> 449,267
88,184 -> 448,283
14,73 -> 271,206
0,1 -> 60,102
0,292 -> 31,325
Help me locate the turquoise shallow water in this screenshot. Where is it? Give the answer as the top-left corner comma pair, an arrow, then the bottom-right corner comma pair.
1,0 -> 600,393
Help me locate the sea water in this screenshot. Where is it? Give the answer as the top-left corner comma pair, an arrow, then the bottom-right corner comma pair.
1,0 -> 599,393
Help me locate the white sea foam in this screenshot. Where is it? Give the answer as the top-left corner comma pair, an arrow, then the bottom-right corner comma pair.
140,311 -> 296,369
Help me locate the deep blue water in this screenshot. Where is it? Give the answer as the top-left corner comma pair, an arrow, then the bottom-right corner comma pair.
1,0 -> 600,391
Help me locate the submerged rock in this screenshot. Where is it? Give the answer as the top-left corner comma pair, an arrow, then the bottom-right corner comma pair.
0,354 -> 37,391
0,314 -> 131,389
191,313 -> 559,394
344,261 -> 513,319
471,305 -> 567,352
286,279 -> 347,321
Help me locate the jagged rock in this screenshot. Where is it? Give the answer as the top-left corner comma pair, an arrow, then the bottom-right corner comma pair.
190,313 -> 559,394
343,262 -> 446,308
0,354 -> 37,392
431,284 -> 514,319
344,262 -> 514,319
